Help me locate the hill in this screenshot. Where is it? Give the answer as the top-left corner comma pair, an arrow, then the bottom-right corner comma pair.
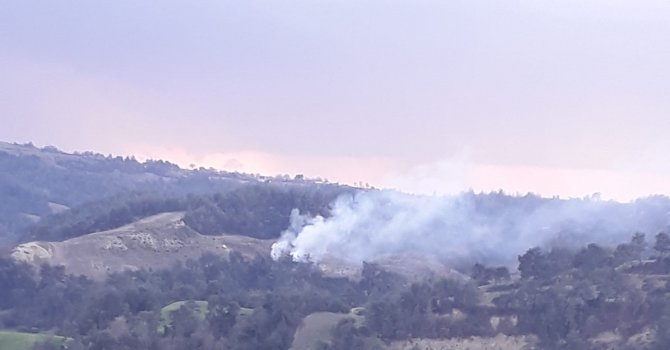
5,140 -> 670,349
0,141 -> 347,245
11,212 -> 273,279
3,228 -> 670,349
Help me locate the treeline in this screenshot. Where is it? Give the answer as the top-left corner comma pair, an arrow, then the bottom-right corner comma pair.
319,233 -> 670,350
0,253 -> 362,350
0,143 -> 347,244
183,184 -> 346,239
0,152 -> 178,232
22,184 -> 350,242
26,193 -> 188,242
490,233 -> 670,350
0,251 -> 483,350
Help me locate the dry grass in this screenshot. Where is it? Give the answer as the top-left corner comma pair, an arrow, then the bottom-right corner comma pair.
11,212 -> 273,279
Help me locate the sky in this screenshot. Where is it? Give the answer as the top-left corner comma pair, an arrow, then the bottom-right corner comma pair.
1,0 -> 670,200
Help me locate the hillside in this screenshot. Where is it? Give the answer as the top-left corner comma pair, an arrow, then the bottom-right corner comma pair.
5,141 -> 670,349
0,141 -> 345,245
11,211 -> 459,282
3,210 -> 670,349
11,212 -> 273,279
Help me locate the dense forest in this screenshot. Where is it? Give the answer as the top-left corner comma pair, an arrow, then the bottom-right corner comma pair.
23,184 -> 345,243
3,233 -> 670,349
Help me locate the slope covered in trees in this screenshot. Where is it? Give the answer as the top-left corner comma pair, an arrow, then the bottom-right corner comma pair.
0,141 -> 350,245
23,184 -> 347,244
3,234 -> 670,349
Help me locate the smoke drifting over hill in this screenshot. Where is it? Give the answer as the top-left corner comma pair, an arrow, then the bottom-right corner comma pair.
271,191 -> 670,266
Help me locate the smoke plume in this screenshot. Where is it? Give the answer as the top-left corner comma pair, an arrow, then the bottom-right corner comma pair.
271,190 -> 670,267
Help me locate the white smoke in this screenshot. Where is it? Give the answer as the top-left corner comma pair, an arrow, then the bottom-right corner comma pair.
271,190 -> 670,267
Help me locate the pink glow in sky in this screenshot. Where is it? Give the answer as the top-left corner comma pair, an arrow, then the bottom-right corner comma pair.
1,1 -> 670,200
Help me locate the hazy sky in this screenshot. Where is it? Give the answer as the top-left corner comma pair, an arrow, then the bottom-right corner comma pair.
1,1 -> 669,200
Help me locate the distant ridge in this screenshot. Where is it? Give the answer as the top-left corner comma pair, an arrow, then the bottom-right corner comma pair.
0,140 -> 351,245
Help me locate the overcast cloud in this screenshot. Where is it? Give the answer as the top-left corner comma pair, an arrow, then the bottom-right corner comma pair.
1,1 -> 669,199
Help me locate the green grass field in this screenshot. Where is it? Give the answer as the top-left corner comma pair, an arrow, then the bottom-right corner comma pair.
161,300 -> 209,320
290,308 -> 366,350
159,300 -> 254,334
159,300 -> 209,333
0,331 -> 68,350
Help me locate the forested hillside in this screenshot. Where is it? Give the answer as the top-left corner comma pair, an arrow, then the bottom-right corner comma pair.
3,234 -> 670,349
0,142 -> 349,245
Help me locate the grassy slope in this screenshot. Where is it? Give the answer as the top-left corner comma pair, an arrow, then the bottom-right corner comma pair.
159,300 -> 253,333
0,331 -> 68,350
387,334 -> 533,350
290,308 -> 365,350
159,300 -> 209,333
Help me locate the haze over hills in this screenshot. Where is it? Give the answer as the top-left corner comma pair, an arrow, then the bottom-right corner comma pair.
4,140 -> 670,274
5,141 -> 670,349
3,0 -> 669,348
